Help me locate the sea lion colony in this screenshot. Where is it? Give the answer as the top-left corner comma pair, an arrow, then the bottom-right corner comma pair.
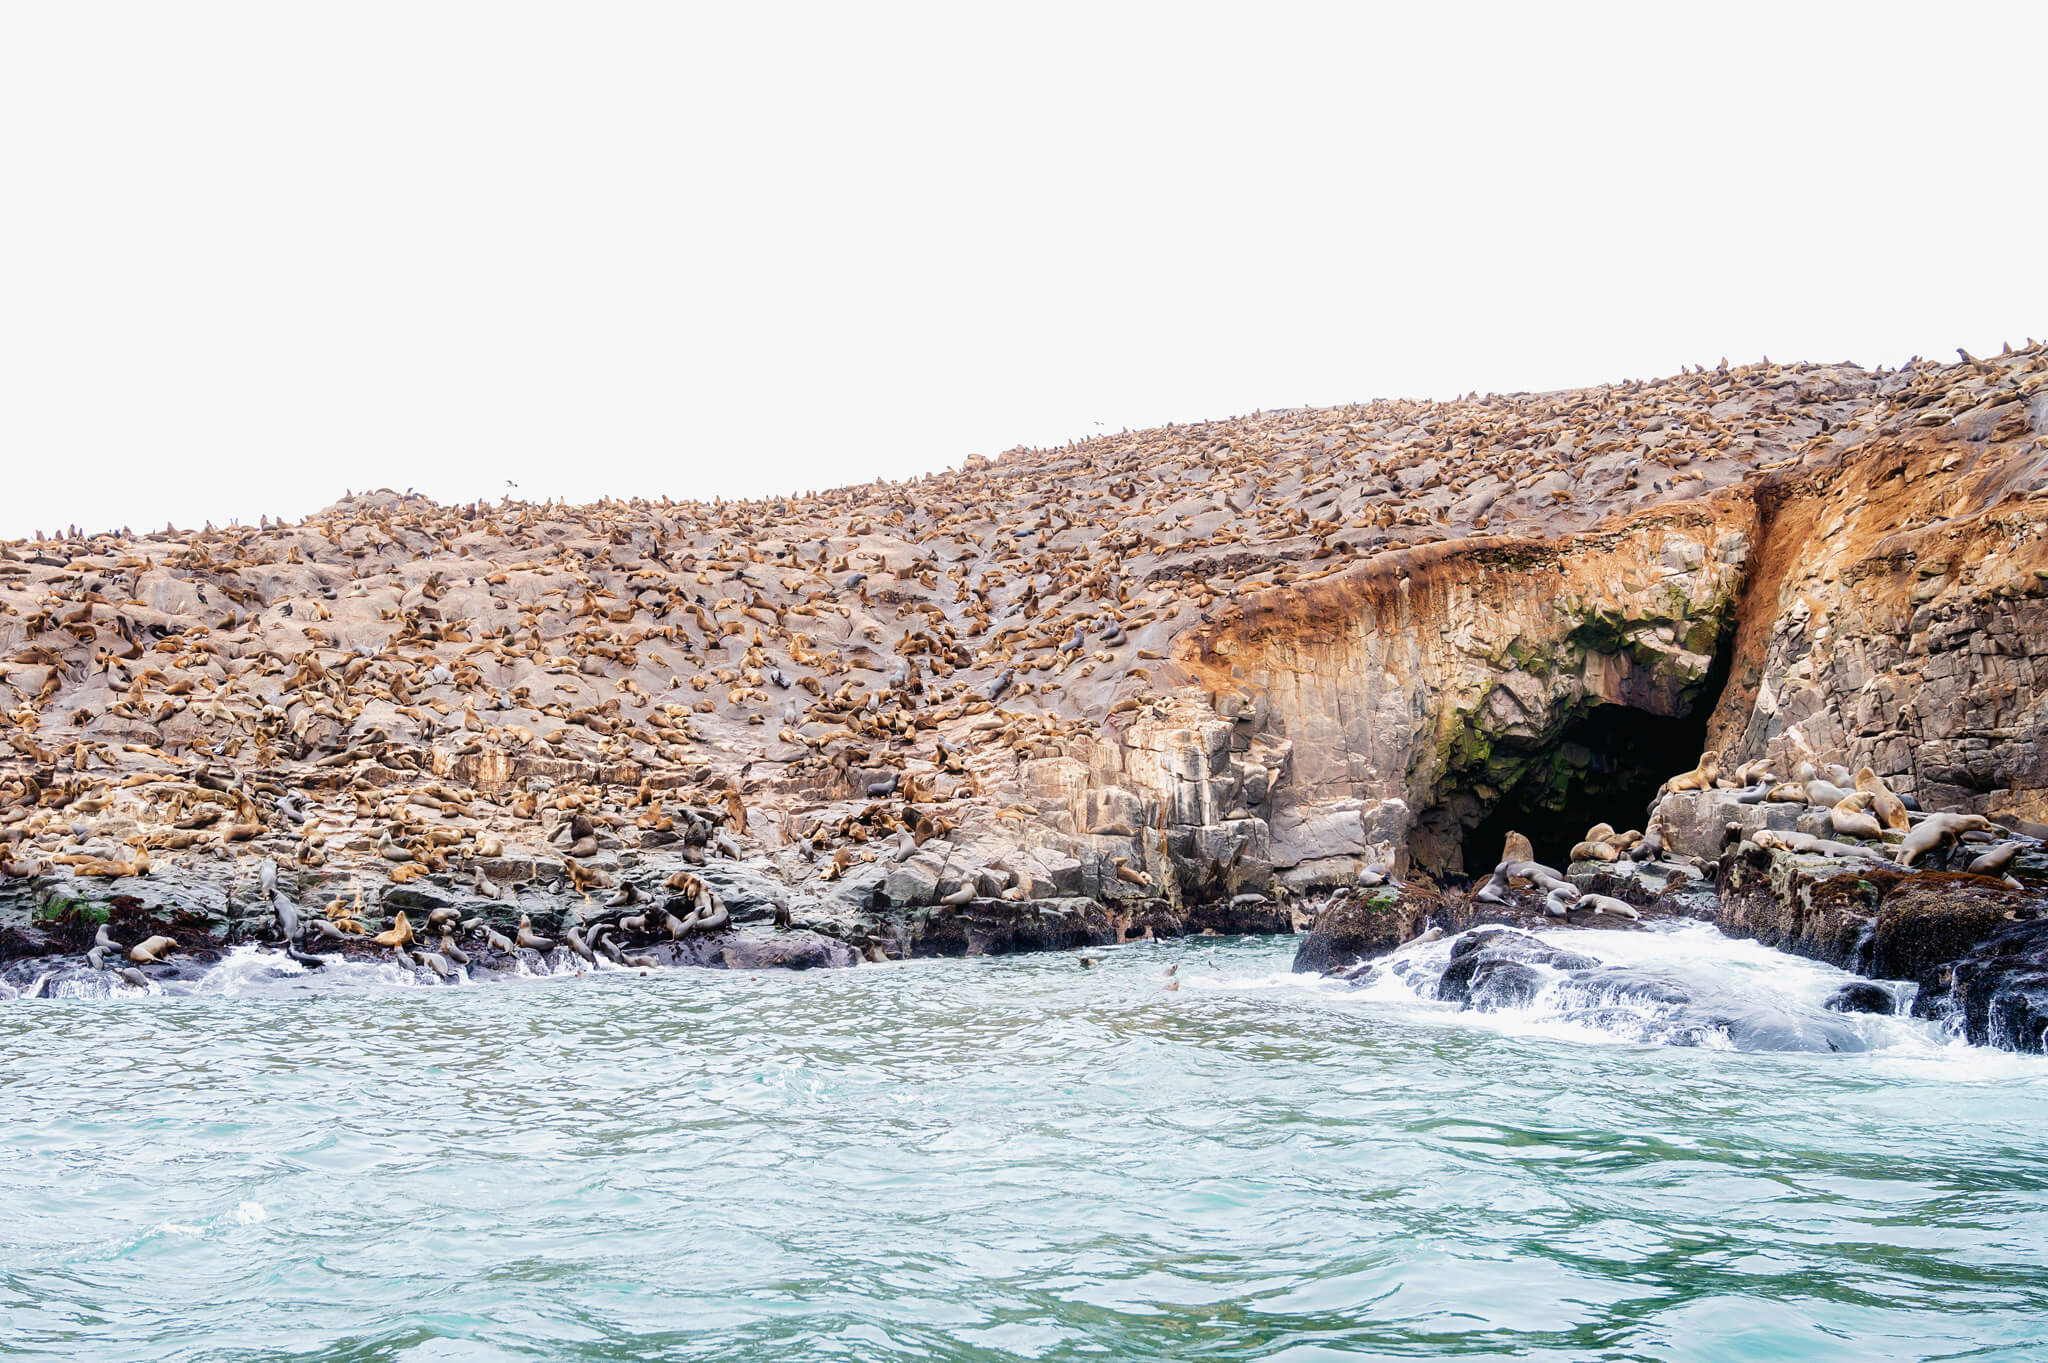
2,343 -> 2045,988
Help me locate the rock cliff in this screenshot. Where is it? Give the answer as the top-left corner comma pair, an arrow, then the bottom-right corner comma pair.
3,345 -> 2045,980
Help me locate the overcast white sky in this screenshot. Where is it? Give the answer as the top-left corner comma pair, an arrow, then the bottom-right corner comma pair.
2,3 -> 2043,538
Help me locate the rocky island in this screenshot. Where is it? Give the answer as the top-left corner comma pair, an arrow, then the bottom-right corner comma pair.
4,346 -> 2044,1048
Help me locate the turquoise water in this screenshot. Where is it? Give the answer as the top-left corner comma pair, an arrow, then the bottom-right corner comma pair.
3,930 -> 2046,1362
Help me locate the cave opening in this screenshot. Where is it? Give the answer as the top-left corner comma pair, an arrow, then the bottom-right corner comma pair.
1408,621 -> 1740,881
1456,703 -> 1716,876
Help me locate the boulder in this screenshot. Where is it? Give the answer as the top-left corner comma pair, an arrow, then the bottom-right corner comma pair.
1291,885 -> 1440,975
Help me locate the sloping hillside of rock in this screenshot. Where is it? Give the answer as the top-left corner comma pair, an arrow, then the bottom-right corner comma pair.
3,344 -> 2044,975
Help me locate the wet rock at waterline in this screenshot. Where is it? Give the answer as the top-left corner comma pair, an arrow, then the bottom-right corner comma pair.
1350,924 -> 1889,1054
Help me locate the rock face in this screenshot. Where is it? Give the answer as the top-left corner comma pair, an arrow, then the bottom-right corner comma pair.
2,346 -> 2046,979
1711,842 -> 2048,1050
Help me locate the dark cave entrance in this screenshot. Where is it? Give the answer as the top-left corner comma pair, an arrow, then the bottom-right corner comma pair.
1410,624 -> 1739,880
1455,704 -> 1716,876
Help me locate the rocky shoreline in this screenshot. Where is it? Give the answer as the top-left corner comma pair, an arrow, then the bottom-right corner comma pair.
1292,777 -> 2048,1053
5,346 -> 2047,1043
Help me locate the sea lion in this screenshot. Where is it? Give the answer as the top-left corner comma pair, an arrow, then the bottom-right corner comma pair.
1503,859 -> 1575,898
1804,779 -> 1855,807
1898,813 -> 1999,868
1854,767 -> 1910,832
1967,842 -> 2022,877
563,925 -> 597,962
373,911 -> 415,948
1752,829 -> 1893,861
128,934 -> 176,964
1499,830 -> 1535,865
1663,752 -> 1720,794
1568,839 -> 1618,863
1829,792 -> 1885,842
938,881 -> 975,907
515,915 -> 555,952
117,966 -> 151,989
1576,892 -> 1641,920
87,922 -> 116,969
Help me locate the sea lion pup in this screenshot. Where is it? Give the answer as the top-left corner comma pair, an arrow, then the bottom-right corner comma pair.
128,934 -> 177,964
1829,792 -> 1885,842
117,966 -> 151,990
87,922 -> 118,970
1662,752 -> 1720,795
515,914 -> 555,952
373,911 -> 415,948
1967,842 -> 2023,877
477,922 -> 517,954
1854,767 -> 1910,832
1898,813 -> 2000,868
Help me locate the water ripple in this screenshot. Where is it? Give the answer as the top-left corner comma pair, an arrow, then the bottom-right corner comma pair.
3,934 -> 2046,1361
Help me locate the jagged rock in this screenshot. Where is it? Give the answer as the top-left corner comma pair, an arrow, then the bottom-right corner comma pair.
1939,920 -> 2048,1053
1434,928 -> 1599,1007
1290,884 -> 1440,975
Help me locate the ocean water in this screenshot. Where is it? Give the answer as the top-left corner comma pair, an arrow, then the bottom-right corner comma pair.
3,926 -> 2046,1362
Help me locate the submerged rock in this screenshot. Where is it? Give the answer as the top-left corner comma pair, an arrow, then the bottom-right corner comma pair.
1824,982 -> 1899,1015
